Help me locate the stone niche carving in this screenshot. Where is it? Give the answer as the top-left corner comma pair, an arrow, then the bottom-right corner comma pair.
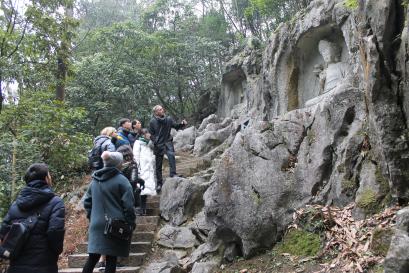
286,25 -> 350,111
218,68 -> 247,118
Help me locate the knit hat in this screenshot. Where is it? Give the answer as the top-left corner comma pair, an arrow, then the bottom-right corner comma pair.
101,151 -> 123,167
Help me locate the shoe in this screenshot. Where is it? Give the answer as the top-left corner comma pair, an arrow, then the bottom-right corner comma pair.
156,184 -> 162,192
97,261 -> 105,272
134,207 -> 143,216
170,173 -> 184,178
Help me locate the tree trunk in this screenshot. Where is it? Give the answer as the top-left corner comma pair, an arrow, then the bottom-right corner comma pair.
11,138 -> 17,200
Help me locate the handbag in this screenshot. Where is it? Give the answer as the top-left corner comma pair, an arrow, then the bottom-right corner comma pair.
97,182 -> 133,241
103,218 -> 132,241
1,215 -> 38,259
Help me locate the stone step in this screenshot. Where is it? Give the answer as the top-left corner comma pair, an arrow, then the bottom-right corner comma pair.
132,231 -> 155,242
76,242 -> 151,254
146,201 -> 160,209
135,216 -> 159,225
135,223 -> 157,232
59,267 -> 140,273
145,208 -> 160,216
68,253 -> 146,268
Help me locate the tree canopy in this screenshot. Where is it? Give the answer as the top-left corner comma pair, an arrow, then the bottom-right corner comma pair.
0,0 -> 312,218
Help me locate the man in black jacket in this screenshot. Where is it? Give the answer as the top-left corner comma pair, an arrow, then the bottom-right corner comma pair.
0,163 -> 65,273
149,105 -> 187,192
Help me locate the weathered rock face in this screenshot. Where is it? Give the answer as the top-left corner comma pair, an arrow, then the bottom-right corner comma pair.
160,177 -> 211,226
384,207 -> 409,273
201,0 -> 409,259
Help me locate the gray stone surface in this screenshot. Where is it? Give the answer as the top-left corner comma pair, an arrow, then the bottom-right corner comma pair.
193,124 -> 233,156
157,225 -> 199,249
146,0 -> 409,268
173,126 -> 196,152
191,261 -> 219,273
160,177 -> 211,226
384,229 -> 409,273
395,207 -> 409,232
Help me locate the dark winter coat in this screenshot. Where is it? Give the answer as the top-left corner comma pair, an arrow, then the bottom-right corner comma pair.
121,161 -> 139,190
128,132 -> 140,148
149,116 -> 185,155
83,167 -> 135,257
0,180 -> 65,273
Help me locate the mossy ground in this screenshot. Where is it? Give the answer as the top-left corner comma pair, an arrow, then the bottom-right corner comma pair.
276,229 -> 321,257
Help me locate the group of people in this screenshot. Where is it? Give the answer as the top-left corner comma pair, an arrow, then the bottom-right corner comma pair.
0,105 -> 187,273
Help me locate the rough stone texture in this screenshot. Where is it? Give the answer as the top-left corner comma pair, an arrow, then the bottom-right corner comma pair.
181,240 -> 221,271
193,122 -> 233,156
160,177 -> 211,226
190,261 -> 219,273
395,207 -> 409,232
197,114 -> 220,132
384,229 -> 409,273
142,251 -> 184,273
200,0 -> 409,259
148,0 -> 409,268
173,126 -> 196,152
384,207 -> 409,273
157,225 -> 199,249
359,0 -> 409,203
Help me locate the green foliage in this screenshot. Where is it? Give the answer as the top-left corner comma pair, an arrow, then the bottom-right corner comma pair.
277,229 -> 321,257
344,0 -> 359,9
69,16 -> 227,130
0,91 -> 92,218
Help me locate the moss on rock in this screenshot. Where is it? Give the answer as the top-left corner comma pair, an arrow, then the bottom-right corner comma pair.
371,228 -> 393,256
344,0 -> 358,9
356,189 -> 380,214
277,229 -> 321,257
342,178 -> 358,196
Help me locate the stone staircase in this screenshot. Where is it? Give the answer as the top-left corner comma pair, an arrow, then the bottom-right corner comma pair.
59,196 -> 161,273
164,152 -> 211,178
60,152 -> 211,273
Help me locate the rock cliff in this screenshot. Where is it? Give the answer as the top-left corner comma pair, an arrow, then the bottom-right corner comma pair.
157,0 -> 409,272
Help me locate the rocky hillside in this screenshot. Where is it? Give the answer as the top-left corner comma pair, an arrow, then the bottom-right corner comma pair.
148,0 -> 409,272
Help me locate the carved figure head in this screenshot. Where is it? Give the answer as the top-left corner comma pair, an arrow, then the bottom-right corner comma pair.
318,40 -> 341,64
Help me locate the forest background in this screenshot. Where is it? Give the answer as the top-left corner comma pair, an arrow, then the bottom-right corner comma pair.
0,0 -> 311,218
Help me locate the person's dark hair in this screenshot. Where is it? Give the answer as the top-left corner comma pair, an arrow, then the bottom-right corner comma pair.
140,128 -> 149,137
131,119 -> 142,129
24,163 -> 49,183
117,145 -> 134,162
118,118 -> 131,127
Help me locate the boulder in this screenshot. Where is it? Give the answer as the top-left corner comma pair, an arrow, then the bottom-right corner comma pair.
173,126 -> 197,152
157,225 -> 199,249
142,251 -> 184,273
191,261 -> 219,273
193,124 -> 233,156
161,177 -> 211,226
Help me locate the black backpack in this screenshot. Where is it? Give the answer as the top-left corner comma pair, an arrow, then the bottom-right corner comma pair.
88,140 -> 108,170
0,215 -> 38,260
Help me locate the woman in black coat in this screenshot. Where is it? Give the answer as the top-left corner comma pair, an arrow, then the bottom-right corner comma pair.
0,163 -> 65,273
